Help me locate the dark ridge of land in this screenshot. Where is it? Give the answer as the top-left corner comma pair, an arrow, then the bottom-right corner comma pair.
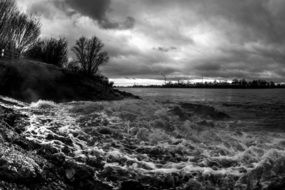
0,59 -> 139,102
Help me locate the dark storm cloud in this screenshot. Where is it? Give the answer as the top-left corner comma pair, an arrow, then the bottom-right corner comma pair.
195,63 -> 222,72
102,59 -> 177,78
18,0 -> 285,82
192,46 -> 284,81
141,0 -> 285,44
26,0 -> 135,29
63,0 -> 135,29
216,1 -> 284,46
66,0 -> 110,21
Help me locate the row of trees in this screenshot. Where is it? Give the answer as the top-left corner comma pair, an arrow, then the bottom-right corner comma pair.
131,79 -> 284,88
0,0 -> 108,76
26,36 -> 109,75
26,38 -> 68,67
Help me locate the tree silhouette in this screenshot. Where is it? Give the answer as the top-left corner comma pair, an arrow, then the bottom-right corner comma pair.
0,0 -> 40,58
26,38 -> 68,67
72,36 -> 109,75
0,0 -> 15,41
9,14 -> 40,56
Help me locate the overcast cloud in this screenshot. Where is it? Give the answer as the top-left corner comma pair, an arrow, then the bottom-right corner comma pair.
16,0 -> 285,83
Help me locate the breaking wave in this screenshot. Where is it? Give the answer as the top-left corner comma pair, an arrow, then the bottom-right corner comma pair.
0,96 -> 285,189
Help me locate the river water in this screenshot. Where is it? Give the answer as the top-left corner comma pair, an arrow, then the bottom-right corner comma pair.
0,90 -> 285,189
121,88 -> 285,131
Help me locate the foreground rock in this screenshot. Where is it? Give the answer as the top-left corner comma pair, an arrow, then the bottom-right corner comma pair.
0,59 -> 138,102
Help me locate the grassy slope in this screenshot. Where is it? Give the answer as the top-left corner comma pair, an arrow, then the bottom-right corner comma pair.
0,59 -> 137,102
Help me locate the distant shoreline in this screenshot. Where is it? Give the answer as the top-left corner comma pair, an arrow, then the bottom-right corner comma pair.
117,79 -> 285,89
118,86 -> 285,89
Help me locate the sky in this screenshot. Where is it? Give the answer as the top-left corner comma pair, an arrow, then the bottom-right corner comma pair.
16,0 -> 285,85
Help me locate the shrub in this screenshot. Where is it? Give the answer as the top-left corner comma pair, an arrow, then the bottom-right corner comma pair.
26,38 -> 68,67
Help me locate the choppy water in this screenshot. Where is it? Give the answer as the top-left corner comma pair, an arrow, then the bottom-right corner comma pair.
121,88 -> 285,131
0,92 -> 285,189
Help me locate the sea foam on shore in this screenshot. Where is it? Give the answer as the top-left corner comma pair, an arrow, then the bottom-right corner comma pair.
0,96 -> 285,189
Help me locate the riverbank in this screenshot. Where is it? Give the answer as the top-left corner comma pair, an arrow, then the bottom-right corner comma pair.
0,59 -> 138,102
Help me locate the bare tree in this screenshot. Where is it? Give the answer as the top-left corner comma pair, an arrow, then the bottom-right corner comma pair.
9,14 -> 40,55
0,0 -> 15,40
0,0 -> 15,50
72,36 -> 109,75
0,0 -> 40,58
72,37 -> 88,71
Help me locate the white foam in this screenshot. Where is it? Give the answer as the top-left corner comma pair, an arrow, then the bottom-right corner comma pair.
29,100 -> 57,108
3,97 -> 284,188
